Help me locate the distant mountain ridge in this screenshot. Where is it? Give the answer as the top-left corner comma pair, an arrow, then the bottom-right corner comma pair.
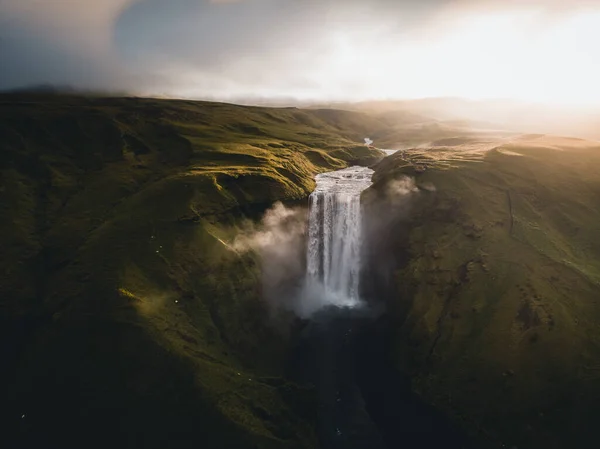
310,97 -> 600,140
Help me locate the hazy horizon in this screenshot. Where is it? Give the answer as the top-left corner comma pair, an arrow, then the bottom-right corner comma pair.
2,0 -> 600,107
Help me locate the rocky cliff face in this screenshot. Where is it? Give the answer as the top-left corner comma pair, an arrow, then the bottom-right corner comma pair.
362,136 -> 600,449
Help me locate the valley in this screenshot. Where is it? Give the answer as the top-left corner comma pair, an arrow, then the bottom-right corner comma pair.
1,93 -> 599,449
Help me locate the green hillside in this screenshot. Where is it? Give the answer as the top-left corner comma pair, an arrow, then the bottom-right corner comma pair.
0,94 -> 386,449
3,94 -> 599,449
365,135 -> 600,449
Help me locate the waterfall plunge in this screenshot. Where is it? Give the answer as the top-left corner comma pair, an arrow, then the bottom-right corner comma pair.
302,166 -> 374,315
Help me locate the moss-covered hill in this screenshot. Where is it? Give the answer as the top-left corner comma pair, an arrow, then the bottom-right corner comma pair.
0,94 -> 387,449
364,135 -> 600,449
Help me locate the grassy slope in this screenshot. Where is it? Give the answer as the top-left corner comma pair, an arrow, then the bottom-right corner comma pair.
367,135 -> 600,449
0,94 -> 386,449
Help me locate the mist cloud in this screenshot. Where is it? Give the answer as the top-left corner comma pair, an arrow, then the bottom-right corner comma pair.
387,176 -> 420,197
233,202 -> 307,314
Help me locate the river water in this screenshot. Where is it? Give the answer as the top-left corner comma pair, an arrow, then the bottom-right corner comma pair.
305,166 -> 374,310
289,163 -> 474,449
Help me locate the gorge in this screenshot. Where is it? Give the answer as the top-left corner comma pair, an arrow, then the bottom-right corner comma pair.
292,163 -> 472,448
2,94 -> 599,449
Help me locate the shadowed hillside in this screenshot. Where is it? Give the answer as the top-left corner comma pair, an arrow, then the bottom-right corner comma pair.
363,135 -> 600,449
3,94 -> 599,449
0,94 -> 387,449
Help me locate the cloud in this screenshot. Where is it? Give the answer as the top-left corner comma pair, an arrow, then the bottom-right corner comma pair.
2,0 -> 600,105
111,0 -> 452,97
0,0 -> 448,94
0,0 -> 181,92
109,0 -> 600,104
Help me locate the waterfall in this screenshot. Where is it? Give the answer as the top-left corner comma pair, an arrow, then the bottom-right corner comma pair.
304,166 -> 374,312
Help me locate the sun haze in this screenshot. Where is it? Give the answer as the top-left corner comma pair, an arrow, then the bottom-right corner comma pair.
1,0 -> 600,107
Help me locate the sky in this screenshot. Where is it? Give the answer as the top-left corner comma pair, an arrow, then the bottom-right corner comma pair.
2,0 -> 600,106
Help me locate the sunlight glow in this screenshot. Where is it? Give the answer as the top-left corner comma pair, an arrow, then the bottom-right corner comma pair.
319,9 -> 600,106
169,7 -> 600,107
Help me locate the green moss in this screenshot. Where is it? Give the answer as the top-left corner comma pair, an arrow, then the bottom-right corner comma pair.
367,136 -> 600,449
0,93 -> 393,449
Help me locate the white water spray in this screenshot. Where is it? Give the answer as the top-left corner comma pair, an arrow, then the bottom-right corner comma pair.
302,166 -> 374,315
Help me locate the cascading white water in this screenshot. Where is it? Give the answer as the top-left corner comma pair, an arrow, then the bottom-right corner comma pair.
304,166 -> 374,312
